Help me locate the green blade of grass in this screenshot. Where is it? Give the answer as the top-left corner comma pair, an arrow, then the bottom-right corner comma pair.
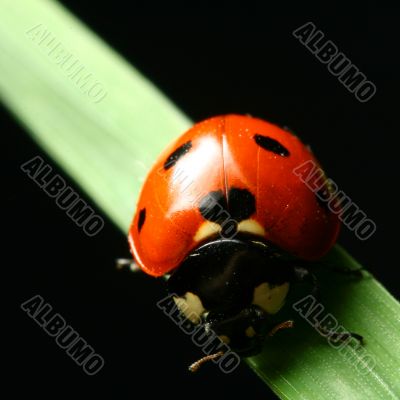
0,0 -> 190,231
1,1 -> 399,398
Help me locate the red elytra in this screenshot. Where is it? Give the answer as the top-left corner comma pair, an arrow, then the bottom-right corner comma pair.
128,114 -> 340,277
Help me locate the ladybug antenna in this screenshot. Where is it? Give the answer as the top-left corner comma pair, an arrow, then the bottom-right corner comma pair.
188,351 -> 224,373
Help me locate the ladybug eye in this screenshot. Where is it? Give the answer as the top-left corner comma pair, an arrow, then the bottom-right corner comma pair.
164,141 -> 192,170
254,134 -> 290,157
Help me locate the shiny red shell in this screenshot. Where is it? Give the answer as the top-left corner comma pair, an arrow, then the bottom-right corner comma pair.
129,115 -> 340,277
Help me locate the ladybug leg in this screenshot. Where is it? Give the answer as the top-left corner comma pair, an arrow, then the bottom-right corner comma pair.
293,266 -> 364,343
331,265 -> 365,278
115,258 -> 141,272
293,266 -> 320,300
315,324 -> 364,344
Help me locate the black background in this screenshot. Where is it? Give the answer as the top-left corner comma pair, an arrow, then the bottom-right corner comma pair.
6,2 -> 399,399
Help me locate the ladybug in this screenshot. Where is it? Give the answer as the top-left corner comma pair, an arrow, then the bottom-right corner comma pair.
128,114 -> 342,362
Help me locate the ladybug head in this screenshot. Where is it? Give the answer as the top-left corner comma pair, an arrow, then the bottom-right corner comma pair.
167,235 -> 294,357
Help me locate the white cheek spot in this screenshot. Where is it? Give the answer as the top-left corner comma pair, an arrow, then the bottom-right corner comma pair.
237,219 -> 265,236
245,326 -> 256,338
194,221 -> 220,242
173,292 -> 206,324
252,282 -> 290,314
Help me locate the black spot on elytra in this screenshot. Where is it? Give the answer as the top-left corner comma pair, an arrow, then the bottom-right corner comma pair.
228,188 -> 256,221
199,190 -> 228,224
198,188 -> 256,228
254,134 -> 290,157
138,208 -> 146,232
164,141 -> 192,170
